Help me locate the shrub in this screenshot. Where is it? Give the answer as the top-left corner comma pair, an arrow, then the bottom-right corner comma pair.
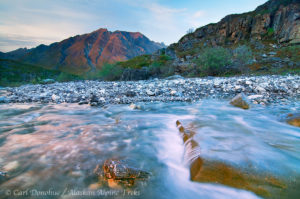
117,55 -> 152,69
233,45 -> 253,64
233,45 -> 253,74
148,55 -> 173,76
57,72 -> 79,82
186,28 -> 195,34
195,47 -> 232,76
98,63 -> 124,81
276,45 -> 300,62
267,28 -> 274,37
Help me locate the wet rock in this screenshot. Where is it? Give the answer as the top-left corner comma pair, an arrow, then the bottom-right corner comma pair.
230,93 -> 250,109
176,120 -> 287,198
285,113 -> 300,127
129,103 -> 140,110
96,159 -> 150,186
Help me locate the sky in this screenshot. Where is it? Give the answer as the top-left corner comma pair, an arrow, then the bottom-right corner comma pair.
0,0 -> 268,52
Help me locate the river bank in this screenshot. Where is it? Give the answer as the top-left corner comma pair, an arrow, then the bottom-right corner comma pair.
0,75 -> 299,106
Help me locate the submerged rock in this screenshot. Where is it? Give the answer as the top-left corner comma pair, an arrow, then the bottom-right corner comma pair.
95,159 -> 150,187
285,113 -> 300,127
230,93 -> 250,109
175,120 -> 287,198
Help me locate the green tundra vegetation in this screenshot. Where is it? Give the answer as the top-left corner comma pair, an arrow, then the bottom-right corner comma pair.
0,59 -> 82,86
1,44 -> 300,86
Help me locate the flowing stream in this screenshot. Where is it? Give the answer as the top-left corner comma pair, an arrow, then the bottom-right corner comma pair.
0,100 -> 299,199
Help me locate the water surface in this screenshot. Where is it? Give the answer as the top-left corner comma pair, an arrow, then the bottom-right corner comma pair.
0,100 -> 299,199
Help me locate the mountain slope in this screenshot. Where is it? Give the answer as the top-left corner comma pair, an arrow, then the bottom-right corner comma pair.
169,0 -> 299,58
3,29 -> 165,74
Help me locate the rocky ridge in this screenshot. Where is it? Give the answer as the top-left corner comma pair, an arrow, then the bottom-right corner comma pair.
170,0 -> 300,55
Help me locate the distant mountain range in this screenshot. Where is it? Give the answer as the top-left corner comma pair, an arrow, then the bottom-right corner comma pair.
0,29 -> 165,74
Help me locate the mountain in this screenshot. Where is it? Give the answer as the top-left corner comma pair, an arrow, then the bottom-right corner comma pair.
168,0 -> 299,57
0,48 -> 31,60
1,29 -> 165,74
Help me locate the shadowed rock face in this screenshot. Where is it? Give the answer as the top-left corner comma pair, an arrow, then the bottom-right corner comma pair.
170,0 -> 300,54
175,120 -> 288,198
5,29 -> 164,74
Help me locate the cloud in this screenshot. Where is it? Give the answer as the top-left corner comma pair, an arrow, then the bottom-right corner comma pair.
0,0 -> 269,51
194,10 -> 206,18
20,7 -> 95,20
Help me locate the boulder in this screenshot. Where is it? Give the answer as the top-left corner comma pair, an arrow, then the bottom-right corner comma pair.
94,159 -> 150,187
285,113 -> 300,127
230,93 -> 250,109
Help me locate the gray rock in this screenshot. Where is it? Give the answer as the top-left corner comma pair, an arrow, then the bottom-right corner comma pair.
0,96 -> 9,103
125,91 -> 136,97
230,93 -> 250,109
146,90 -> 155,96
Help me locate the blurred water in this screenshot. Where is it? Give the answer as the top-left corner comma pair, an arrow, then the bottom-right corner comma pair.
0,100 -> 299,199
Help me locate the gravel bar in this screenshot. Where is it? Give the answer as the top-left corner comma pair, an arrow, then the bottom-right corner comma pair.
0,75 -> 299,106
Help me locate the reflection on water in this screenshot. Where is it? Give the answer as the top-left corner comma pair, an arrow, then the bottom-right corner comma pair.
0,101 -> 299,199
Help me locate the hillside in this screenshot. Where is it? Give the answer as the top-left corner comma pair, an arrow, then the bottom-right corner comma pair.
170,0 -> 299,57
121,0 -> 300,80
0,59 -> 81,86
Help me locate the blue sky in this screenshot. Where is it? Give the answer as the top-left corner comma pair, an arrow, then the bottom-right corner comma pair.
0,0 -> 267,52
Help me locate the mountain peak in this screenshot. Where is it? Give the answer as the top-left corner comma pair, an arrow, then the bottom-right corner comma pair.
15,28 -> 164,74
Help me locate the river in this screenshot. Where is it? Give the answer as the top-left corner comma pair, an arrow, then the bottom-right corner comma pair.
0,100 -> 299,199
